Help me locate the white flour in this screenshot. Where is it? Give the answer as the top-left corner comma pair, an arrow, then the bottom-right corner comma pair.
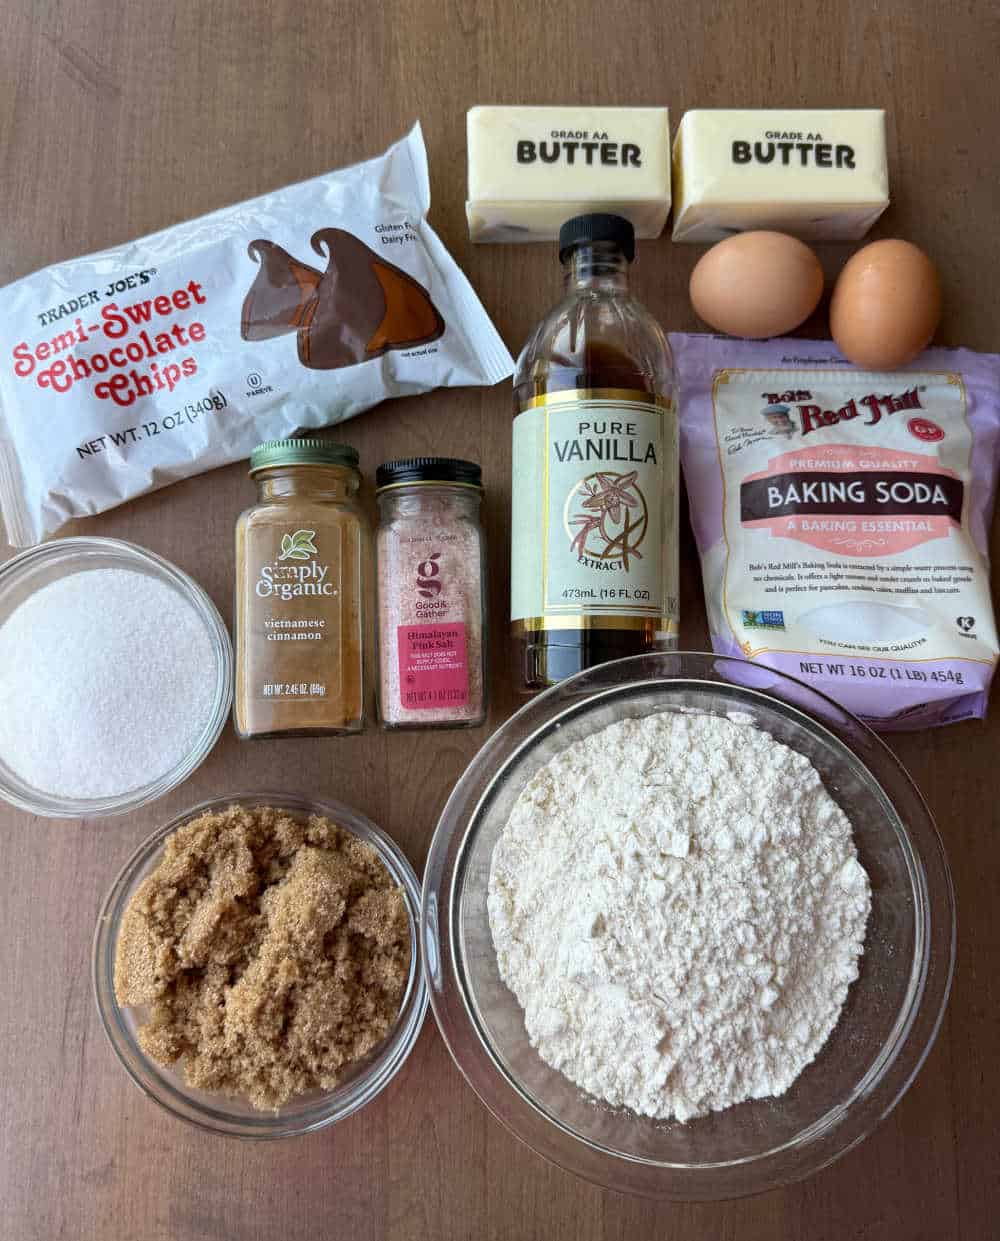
487,710 -> 871,1122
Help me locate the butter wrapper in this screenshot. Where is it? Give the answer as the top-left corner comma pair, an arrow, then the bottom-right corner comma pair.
467,105 -> 671,242
0,123 -> 513,545
672,109 -> 890,242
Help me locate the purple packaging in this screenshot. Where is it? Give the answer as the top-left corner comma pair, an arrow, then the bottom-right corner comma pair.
671,332 -> 1000,730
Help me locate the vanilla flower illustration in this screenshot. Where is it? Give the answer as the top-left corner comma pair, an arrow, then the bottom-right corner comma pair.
569,473 -> 645,568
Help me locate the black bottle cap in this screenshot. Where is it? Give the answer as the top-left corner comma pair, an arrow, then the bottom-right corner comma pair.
558,213 -> 636,264
375,457 -> 483,490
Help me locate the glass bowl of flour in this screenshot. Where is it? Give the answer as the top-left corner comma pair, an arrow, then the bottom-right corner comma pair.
0,537 -> 232,817
421,652 -> 954,1199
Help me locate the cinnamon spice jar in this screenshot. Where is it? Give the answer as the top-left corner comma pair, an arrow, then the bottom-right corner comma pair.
235,439 -> 368,737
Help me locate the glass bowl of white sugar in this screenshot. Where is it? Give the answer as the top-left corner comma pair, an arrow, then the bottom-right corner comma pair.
422,651 -> 954,1199
0,537 -> 232,817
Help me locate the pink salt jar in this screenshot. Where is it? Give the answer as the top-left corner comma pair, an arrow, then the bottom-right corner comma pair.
375,458 -> 487,729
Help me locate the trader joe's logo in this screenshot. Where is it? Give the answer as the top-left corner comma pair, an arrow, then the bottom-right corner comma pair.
563,471 -> 648,570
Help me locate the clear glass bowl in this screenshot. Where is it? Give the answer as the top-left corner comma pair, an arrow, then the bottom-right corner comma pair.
0,537 -> 232,817
421,653 -> 955,1199
94,793 -> 427,1138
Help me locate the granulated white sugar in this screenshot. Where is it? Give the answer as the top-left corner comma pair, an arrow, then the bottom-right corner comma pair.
0,568 -> 218,800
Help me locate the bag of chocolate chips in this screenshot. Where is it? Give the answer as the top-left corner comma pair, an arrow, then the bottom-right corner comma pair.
0,124 -> 512,545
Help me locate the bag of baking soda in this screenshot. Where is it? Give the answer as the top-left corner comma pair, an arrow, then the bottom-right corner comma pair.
672,332 -> 1000,730
0,123 -> 513,545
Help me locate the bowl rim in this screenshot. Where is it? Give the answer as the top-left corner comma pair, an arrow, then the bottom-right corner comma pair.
0,536 -> 233,818
420,651 -> 956,1200
93,790 -> 428,1139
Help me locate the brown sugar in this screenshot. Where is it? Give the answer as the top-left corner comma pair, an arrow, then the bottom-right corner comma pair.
114,803 -> 411,1111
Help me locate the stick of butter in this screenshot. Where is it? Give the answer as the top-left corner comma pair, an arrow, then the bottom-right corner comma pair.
672,109 -> 889,243
467,106 -> 671,243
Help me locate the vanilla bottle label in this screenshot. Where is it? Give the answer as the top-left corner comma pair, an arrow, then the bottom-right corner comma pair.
511,391 -> 678,631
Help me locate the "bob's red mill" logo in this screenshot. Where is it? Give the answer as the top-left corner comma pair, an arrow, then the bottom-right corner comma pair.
762,386 -> 924,437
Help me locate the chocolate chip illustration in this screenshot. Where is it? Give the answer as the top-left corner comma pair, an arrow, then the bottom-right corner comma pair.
297,228 -> 444,370
241,240 -> 322,341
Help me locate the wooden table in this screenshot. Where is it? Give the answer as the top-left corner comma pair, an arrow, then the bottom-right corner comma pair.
2,2 -> 998,1237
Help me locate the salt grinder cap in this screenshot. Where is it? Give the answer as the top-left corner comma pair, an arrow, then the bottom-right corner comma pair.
375,458 -> 483,491
249,438 -> 360,474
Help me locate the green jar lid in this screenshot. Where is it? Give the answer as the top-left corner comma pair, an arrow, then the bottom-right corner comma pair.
249,437 -> 360,474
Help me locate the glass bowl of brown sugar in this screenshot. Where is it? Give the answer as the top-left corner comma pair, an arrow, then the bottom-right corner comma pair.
93,792 -> 427,1138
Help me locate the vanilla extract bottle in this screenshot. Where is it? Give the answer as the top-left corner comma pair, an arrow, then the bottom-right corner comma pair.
511,214 -> 678,690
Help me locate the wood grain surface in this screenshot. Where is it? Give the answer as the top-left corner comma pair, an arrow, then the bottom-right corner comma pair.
2,2 -> 999,1237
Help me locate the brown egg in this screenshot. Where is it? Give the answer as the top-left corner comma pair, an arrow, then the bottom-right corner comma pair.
830,239 -> 942,370
689,231 -> 824,339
